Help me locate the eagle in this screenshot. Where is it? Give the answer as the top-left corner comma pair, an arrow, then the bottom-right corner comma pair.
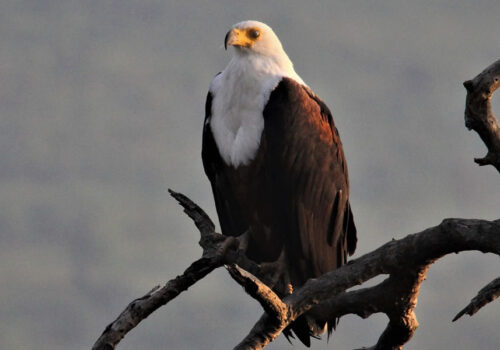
202,20 -> 357,346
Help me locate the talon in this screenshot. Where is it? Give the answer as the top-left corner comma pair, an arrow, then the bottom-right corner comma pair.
216,237 -> 240,261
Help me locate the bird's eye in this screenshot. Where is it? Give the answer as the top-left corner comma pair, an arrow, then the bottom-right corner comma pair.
249,29 -> 260,39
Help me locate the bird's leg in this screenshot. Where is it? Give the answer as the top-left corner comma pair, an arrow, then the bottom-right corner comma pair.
215,236 -> 240,261
236,229 -> 251,253
215,229 -> 252,262
259,248 -> 292,296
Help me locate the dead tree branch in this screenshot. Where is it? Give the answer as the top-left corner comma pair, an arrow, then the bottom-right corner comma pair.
464,58 -> 500,172
92,190 -> 261,350
93,192 -> 500,350
234,219 -> 500,350
91,256 -> 221,350
453,277 -> 500,322
227,265 -> 288,321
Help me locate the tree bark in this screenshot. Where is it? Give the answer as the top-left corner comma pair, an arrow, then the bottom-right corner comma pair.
464,58 -> 500,172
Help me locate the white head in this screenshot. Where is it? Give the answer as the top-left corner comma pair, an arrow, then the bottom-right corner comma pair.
210,21 -> 304,167
224,20 -> 287,58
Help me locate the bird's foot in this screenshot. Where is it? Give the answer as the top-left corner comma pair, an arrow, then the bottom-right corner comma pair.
215,236 -> 240,262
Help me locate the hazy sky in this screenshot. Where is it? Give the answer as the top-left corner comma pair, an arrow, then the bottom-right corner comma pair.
1,1 -> 499,349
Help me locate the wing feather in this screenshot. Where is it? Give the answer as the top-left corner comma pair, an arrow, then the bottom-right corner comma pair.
262,78 -> 357,284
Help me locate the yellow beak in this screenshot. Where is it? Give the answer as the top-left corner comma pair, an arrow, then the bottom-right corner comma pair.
224,28 -> 253,50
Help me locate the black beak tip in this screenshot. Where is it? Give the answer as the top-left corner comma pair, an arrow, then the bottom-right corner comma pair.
224,31 -> 230,50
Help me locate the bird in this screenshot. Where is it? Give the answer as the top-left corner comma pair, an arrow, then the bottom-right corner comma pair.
201,20 -> 357,346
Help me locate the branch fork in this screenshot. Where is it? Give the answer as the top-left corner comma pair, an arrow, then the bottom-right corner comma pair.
92,189 -> 500,350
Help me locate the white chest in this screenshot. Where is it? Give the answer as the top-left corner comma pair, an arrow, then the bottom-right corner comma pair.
209,67 -> 282,167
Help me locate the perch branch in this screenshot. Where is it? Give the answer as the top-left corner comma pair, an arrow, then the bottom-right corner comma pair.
234,218 -> 500,350
227,265 -> 288,321
464,58 -> 500,172
92,189 -> 499,350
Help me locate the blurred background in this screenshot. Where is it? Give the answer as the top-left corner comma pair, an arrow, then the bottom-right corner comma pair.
1,1 -> 499,349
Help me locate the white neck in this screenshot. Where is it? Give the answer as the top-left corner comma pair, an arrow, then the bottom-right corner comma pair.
209,52 -> 304,167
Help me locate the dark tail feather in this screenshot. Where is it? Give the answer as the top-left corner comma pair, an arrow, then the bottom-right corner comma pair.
284,316 -> 312,347
282,327 -> 295,345
283,315 -> 330,347
327,318 -> 339,341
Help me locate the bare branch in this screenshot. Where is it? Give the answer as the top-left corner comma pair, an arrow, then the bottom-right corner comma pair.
92,256 -> 223,350
168,189 -> 219,254
453,276 -> 500,321
93,188 -> 499,350
93,189 -> 230,350
227,265 -> 288,320
235,218 -> 500,349
464,59 -> 500,172
92,189 -> 274,350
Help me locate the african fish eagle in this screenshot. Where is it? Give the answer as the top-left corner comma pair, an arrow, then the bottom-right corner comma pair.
201,20 -> 357,346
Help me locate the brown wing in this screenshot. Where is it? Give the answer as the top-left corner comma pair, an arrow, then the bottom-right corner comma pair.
262,78 -> 357,286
